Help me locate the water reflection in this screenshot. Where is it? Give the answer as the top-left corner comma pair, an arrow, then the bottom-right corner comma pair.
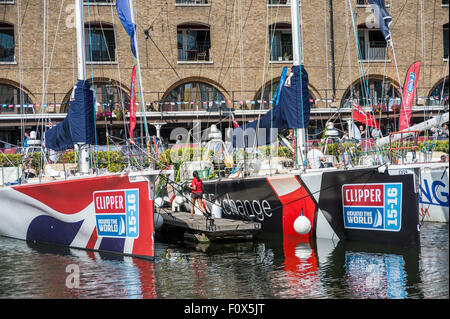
0,222 -> 447,299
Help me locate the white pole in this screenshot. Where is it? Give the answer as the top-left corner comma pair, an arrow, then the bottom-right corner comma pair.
128,0 -> 149,139
75,0 -> 89,174
375,112 -> 449,148
75,0 -> 86,81
291,0 -> 306,170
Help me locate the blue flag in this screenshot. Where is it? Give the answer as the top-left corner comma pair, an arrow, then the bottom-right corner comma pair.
116,0 -> 137,58
369,0 -> 393,43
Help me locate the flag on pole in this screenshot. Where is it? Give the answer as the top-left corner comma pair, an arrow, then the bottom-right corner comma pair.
399,61 -> 421,131
116,0 -> 137,58
130,65 -> 137,141
352,104 -> 380,129
368,0 -> 393,44
231,112 -> 239,128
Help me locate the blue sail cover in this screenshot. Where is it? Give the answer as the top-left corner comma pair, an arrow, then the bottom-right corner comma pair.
116,0 -> 137,58
232,65 -> 310,148
45,80 -> 95,151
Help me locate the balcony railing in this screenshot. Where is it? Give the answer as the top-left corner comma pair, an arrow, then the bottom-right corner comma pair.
268,0 -> 290,5
176,0 -> 209,5
360,41 -> 388,61
178,42 -> 210,62
270,43 -> 293,62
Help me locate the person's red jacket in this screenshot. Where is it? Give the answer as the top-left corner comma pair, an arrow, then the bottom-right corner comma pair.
191,178 -> 203,193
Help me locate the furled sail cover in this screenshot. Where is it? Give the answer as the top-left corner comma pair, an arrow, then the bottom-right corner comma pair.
45,80 -> 95,151
233,65 -> 311,148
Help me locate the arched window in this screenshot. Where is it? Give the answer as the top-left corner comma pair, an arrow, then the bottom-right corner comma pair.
341,77 -> 400,109
84,22 -> 116,62
254,77 -> 316,110
61,80 -> 130,113
269,23 -> 292,62
428,77 -> 449,106
177,23 -> 211,62
163,81 -> 224,111
0,83 -> 33,114
0,22 -> 14,62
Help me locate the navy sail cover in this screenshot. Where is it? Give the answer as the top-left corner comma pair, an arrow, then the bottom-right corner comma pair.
45,80 -> 95,151
233,64 -> 311,147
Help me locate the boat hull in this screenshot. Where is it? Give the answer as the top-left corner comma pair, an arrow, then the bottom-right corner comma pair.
204,167 -> 420,247
419,165 -> 448,222
0,172 -> 155,259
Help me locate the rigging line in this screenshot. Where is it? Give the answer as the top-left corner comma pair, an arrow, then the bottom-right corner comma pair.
347,0 -> 370,113
323,0 -> 330,105
217,0 -> 235,86
108,2 -> 128,130
252,0 -> 271,151
427,0 -> 437,91
195,0 -> 213,80
164,1 -> 175,75
17,0 -> 24,147
144,33 -> 180,79
219,0 -> 254,84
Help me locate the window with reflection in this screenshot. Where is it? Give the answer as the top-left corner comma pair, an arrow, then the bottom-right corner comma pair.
269,23 -> 292,62
84,22 -> 116,62
254,77 -> 315,110
163,82 -> 224,111
0,83 -> 33,113
177,23 -> 211,62
63,81 -> 130,113
0,22 -> 14,62
444,23 -> 449,60
358,26 -> 388,61
428,78 -> 449,106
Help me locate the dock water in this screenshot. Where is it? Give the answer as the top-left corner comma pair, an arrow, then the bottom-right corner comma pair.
159,211 -> 261,242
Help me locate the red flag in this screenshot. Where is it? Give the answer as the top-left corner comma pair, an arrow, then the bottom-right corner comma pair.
399,61 -> 421,131
130,65 -> 137,141
231,113 -> 239,128
351,104 -> 380,129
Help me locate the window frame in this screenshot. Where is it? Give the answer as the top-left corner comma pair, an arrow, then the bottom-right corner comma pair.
84,22 -> 117,64
0,22 -> 15,64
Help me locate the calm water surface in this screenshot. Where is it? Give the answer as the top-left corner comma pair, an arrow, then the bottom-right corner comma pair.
0,222 -> 447,299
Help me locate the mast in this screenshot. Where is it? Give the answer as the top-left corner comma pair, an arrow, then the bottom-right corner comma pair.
127,0 -> 151,164
75,0 -> 89,174
290,0 -> 306,170
329,0 -> 336,100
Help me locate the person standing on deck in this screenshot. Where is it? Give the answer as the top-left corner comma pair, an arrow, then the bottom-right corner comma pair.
188,171 -> 206,220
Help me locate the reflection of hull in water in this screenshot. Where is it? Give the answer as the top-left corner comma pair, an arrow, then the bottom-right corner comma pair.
204,166 -> 421,247
257,234 -> 421,298
0,172 -> 157,259
323,240 -> 422,299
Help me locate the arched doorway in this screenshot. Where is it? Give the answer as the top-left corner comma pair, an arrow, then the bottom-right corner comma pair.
0,82 -> 33,114
254,77 -> 316,110
428,77 -> 449,107
162,80 -> 225,111
341,76 -> 401,109
61,79 -> 130,114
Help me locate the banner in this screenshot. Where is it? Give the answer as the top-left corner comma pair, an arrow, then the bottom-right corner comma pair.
399,61 -> 421,131
130,65 -> 137,140
351,104 -> 380,129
